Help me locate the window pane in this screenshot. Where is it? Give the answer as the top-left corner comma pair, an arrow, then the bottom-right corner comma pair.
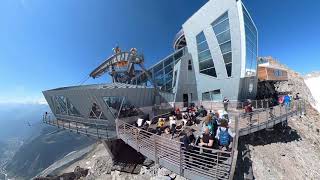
198,49 -> 212,61
165,80 -> 172,91
216,30 -> 231,44
212,12 -> 228,27
154,70 -> 163,80
174,50 -> 183,60
164,56 -> 173,67
164,72 -> 173,81
188,60 -> 192,70
211,89 -> 222,101
164,64 -> 173,74
225,63 -> 232,77
220,41 -> 231,54
200,67 -> 217,77
213,19 -> 230,35
196,32 -> 206,43
202,92 -> 211,101
153,63 -> 163,74
223,52 -> 232,64
199,59 -> 214,70
197,41 -> 209,52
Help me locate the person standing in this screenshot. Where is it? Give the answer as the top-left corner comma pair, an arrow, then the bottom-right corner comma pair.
223,97 -> 229,112
245,103 -> 253,125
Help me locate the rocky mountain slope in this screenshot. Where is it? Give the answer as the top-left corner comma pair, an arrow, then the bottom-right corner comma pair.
5,126 -> 95,179
248,66 -> 320,179
45,143 -> 186,180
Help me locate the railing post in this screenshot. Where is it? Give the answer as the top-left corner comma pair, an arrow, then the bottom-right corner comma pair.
69,121 -> 71,132
115,118 -> 119,137
96,125 -> 100,138
106,126 -> 109,139
76,122 -> 79,134
136,128 -> 139,152
153,135 -> 159,164
179,146 -> 183,176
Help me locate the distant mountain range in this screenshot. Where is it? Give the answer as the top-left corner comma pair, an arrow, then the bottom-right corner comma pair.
0,103 -> 95,179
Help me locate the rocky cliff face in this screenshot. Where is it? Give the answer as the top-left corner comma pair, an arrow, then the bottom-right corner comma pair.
5,126 -> 95,179
53,143 -> 186,180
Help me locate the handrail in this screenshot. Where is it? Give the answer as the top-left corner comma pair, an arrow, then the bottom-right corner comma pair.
117,119 -> 233,180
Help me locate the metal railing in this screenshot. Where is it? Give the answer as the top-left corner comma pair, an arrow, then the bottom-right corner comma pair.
236,99 -> 304,136
42,113 -> 117,140
116,119 -> 235,180
172,98 -> 272,111
42,99 -> 305,180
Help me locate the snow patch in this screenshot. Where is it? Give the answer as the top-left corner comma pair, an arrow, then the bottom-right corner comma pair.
304,76 -> 320,112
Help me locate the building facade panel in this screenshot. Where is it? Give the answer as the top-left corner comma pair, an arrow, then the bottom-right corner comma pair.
182,0 -> 248,101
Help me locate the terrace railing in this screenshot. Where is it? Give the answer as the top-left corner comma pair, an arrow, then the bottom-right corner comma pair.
42,99 -> 305,180
116,119 -> 238,180
42,113 -> 117,140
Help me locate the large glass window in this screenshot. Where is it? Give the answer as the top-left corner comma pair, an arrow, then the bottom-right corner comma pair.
212,12 -> 232,77
196,32 -> 217,77
202,89 -> 222,101
53,96 -> 82,117
243,5 -> 258,77
103,96 -> 123,117
89,102 -> 107,120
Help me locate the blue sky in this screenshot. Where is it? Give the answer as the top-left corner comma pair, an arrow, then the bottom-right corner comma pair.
0,0 -> 319,104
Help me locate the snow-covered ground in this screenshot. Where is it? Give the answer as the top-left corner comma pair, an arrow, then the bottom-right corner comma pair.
304,73 -> 320,112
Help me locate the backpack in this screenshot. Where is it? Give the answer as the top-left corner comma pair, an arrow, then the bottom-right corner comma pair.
207,121 -> 215,135
219,127 -> 230,146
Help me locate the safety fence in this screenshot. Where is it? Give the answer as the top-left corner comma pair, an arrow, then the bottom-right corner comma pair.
172,98 -> 272,111
116,119 -> 236,180
42,99 -> 305,180
42,113 -> 117,140
236,99 -> 305,136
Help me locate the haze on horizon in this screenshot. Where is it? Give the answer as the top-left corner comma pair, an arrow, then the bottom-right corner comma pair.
0,0 -> 319,104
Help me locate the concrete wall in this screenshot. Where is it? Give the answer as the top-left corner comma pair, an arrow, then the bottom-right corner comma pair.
174,52 -> 198,103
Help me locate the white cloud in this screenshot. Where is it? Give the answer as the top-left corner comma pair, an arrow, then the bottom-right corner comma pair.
0,96 -> 47,105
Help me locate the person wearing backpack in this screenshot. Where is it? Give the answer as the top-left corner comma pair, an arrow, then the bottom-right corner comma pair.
215,120 -> 234,151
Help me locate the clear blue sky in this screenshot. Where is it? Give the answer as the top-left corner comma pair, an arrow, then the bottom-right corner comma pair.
0,0 -> 319,104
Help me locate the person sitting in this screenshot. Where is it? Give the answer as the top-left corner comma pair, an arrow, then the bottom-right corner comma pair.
215,119 -> 234,151
202,115 -> 213,135
198,105 -> 207,117
181,128 -> 195,151
199,127 -> 214,149
156,118 -> 166,135
175,108 -> 182,120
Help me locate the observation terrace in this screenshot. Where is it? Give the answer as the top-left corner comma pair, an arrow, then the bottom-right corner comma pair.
43,99 -> 305,180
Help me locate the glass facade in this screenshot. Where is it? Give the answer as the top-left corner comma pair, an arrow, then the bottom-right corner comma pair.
130,48 -> 185,93
243,5 -> 258,77
103,96 -> 123,117
52,96 -> 81,117
103,96 -> 143,118
212,12 -> 232,77
89,102 -> 107,119
202,89 -> 222,101
196,32 -> 217,77
273,69 -> 283,77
